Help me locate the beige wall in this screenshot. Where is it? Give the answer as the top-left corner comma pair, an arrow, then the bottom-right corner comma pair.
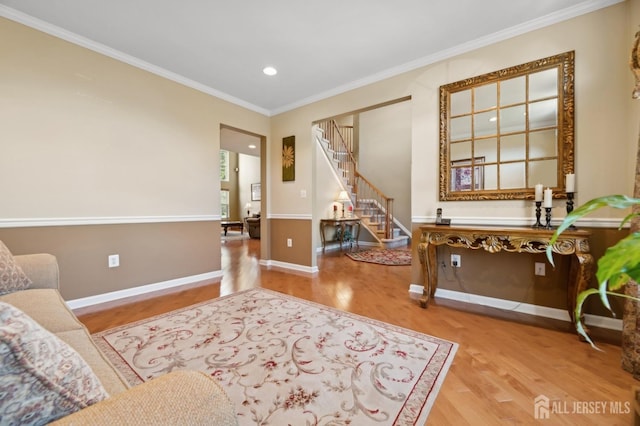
0,17 -> 270,301
358,100 -> 412,229
271,2 -> 639,315
2,2 -> 639,316
273,2 -> 637,223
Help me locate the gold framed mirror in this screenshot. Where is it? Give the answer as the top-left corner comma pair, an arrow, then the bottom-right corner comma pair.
439,51 -> 574,201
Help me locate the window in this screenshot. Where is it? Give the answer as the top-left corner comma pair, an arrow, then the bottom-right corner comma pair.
220,150 -> 229,182
221,189 -> 229,219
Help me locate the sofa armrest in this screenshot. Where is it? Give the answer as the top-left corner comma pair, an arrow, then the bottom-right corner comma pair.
50,371 -> 238,426
13,253 -> 59,290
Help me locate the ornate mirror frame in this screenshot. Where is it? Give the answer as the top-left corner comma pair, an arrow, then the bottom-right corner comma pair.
439,51 -> 575,201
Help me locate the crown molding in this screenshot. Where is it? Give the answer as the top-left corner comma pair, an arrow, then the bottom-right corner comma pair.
270,0 -> 623,115
1,0 -> 622,117
0,5 -> 270,117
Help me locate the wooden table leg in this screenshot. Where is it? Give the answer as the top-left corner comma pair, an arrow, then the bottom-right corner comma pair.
417,240 -> 438,308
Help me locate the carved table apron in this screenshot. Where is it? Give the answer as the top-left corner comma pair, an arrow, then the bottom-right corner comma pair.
417,225 -> 593,334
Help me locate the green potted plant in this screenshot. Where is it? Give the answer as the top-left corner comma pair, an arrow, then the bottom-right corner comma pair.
546,194 -> 640,348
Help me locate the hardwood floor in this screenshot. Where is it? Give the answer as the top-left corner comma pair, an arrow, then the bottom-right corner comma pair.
77,236 -> 637,425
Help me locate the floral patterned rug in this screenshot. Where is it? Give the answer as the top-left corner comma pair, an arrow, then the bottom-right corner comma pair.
93,288 -> 457,425
345,248 -> 412,265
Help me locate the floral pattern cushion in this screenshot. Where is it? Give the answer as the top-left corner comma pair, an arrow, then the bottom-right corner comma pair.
0,241 -> 32,295
0,302 -> 108,425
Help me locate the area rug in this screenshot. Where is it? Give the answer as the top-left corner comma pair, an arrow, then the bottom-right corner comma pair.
221,231 -> 249,241
346,248 -> 412,266
93,288 -> 457,425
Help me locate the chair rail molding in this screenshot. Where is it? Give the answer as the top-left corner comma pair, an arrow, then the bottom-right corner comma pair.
0,215 -> 218,228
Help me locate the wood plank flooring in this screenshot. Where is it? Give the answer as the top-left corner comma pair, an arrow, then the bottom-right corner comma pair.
77,236 -> 637,425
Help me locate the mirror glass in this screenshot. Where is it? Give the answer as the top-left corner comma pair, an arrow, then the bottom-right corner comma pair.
439,51 -> 575,200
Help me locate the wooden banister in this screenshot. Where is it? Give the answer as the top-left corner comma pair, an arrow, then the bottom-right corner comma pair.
317,119 -> 395,239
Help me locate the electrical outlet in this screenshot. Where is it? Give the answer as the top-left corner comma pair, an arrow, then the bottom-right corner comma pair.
287,238 -> 293,247
108,254 -> 119,268
535,262 -> 546,276
451,254 -> 461,268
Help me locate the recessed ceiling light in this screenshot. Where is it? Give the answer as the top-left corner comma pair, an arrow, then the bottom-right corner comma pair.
263,66 -> 277,76
248,144 -> 256,149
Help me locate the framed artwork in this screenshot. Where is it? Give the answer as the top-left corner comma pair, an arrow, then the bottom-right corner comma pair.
282,135 -> 295,181
451,157 -> 485,191
251,183 -> 261,201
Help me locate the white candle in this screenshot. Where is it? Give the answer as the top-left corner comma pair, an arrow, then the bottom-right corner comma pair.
566,173 -> 575,193
543,188 -> 553,208
534,184 -> 543,202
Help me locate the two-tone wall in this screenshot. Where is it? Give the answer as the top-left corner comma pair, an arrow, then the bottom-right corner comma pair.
271,1 -> 640,320
3,2 -> 639,323
0,17 -> 270,303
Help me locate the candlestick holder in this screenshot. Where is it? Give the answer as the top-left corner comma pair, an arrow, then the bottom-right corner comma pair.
566,192 -> 577,229
544,207 -> 553,230
532,201 -> 543,228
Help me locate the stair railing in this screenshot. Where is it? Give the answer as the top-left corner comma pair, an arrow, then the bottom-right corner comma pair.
354,173 -> 394,239
317,120 -> 357,188
317,119 -> 394,240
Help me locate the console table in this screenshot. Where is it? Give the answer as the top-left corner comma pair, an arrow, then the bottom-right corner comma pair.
417,225 -> 593,330
320,218 -> 361,253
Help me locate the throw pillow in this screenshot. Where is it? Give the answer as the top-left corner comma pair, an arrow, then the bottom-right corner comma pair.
0,241 -> 32,295
0,301 -> 108,425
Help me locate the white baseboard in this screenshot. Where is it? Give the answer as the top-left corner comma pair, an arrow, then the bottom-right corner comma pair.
316,241 -> 378,253
260,259 -> 318,275
412,285 -> 622,331
66,270 -> 223,310
67,259 -> 319,310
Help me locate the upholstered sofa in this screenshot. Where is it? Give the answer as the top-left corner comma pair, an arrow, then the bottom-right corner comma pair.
0,242 -> 238,425
245,215 -> 261,239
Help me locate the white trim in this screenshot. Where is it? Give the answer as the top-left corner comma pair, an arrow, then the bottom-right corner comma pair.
66,270 -> 223,310
315,240 -> 379,253
411,216 -> 628,229
584,313 -> 622,330
0,5 -> 270,117
0,215 -> 219,228
260,259 -> 318,275
270,0 -> 623,115
267,214 -> 312,220
429,287 -> 622,330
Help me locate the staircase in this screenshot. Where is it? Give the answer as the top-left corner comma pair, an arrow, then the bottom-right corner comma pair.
315,120 -> 410,248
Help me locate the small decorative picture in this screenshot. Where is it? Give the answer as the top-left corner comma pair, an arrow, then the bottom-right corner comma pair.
282,135 -> 295,182
451,157 -> 485,191
251,183 -> 261,201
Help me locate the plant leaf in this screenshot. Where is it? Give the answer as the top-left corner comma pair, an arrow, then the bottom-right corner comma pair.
596,233 -> 640,289
620,212 -> 640,229
574,288 -> 600,349
546,195 -> 640,267
574,288 -> 640,350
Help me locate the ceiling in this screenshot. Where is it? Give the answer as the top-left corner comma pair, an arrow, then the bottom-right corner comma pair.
0,0 -> 620,117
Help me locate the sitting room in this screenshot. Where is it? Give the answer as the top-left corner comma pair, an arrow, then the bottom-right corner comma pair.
1,1 -> 639,424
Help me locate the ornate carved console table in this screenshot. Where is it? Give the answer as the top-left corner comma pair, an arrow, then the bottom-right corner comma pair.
417,225 -> 593,331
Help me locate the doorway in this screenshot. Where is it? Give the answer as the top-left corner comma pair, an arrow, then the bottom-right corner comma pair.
219,125 -> 266,260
